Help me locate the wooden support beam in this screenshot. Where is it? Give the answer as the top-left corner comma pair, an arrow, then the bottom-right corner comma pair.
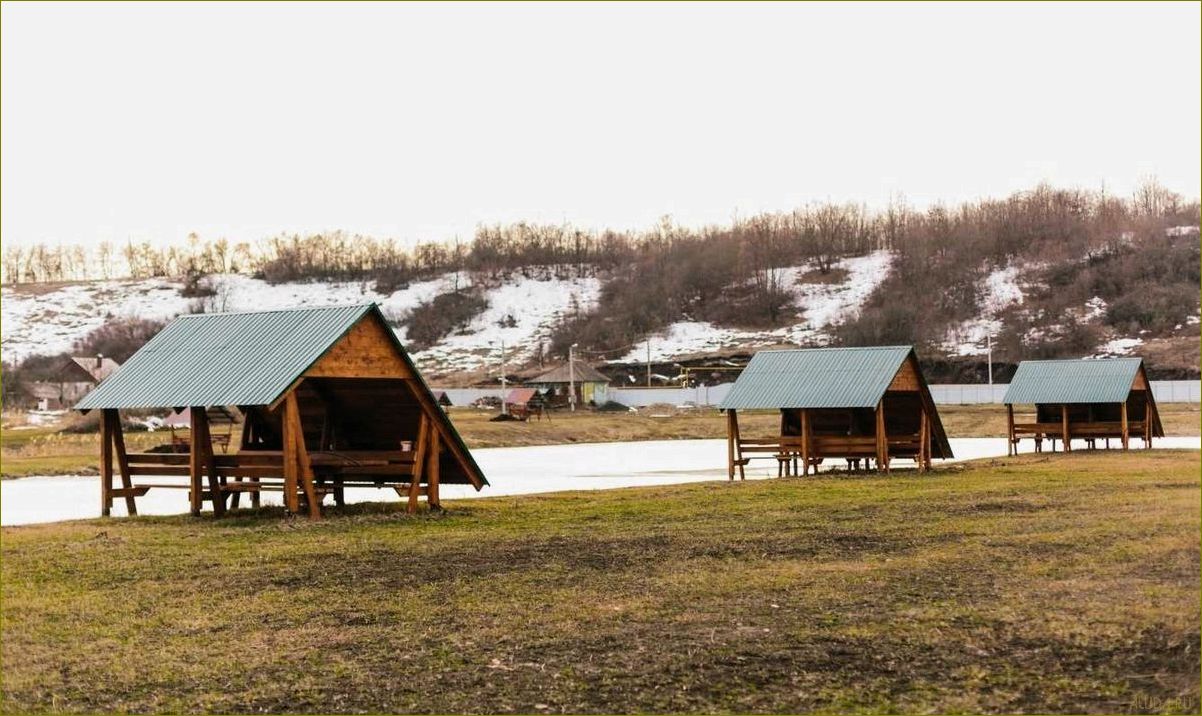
100,407 -> 114,517
1006,404 -> 1015,456
725,411 -> 735,481
924,416 -> 933,470
284,392 -> 320,519
1120,401 -> 1129,451
1061,404 -> 1071,453
729,409 -> 745,480
427,429 -> 441,511
281,398 -> 300,515
189,406 -> 204,516
874,400 -> 888,473
408,414 -> 429,513
800,409 -> 810,477
1145,398 -> 1153,448
108,410 -> 137,515
193,407 -> 225,517
918,409 -> 929,473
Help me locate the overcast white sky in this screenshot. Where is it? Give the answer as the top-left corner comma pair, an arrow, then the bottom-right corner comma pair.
2,1 -> 1199,248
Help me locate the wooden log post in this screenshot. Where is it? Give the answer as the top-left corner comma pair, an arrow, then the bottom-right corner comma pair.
1120,401 -> 1129,451
1061,404 -> 1071,453
1006,404 -> 1015,456
800,409 -> 810,477
730,409 -> 745,480
1146,399 -> 1154,449
188,407 -> 205,516
725,411 -> 735,480
924,414 -> 933,471
107,410 -> 137,515
427,429 -> 441,511
918,409 -> 929,473
283,392 -> 318,519
100,409 -> 114,517
408,414 -> 429,513
188,407 -> 224,517
875,400 -> 888,473
281,398 -> 300,515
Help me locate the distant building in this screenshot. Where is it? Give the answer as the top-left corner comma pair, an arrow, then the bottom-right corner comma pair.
54,355 -> 121,406
432,390 -> 453,408
528,363 -> 611,408
22,382 -> 64,411
19,355 -> 121,410
504,387 -> 546,420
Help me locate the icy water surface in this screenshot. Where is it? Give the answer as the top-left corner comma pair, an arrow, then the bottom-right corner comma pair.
3,437 -> 1198,525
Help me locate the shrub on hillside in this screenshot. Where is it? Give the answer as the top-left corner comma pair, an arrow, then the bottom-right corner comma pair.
73,317 -> 166,363
401,288 -> 488,350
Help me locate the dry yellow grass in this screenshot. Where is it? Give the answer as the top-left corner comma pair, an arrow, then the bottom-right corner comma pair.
1,450 -> 1198,713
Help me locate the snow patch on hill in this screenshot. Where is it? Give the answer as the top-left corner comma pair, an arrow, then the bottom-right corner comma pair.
942,264 -> 1027,357
1,272 -> 600,373
614,250 -> 893,363
412,276 -> 600,373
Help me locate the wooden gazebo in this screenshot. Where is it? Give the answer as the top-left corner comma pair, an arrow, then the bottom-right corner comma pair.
1003,357 -> 1164,453
75,304 -> 486,520
718,346 -> 952,476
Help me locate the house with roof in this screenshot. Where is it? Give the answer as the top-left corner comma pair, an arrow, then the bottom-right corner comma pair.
76,304 -> 486,520
528,362 -> 611,408
1003,357 -> 1163,453
718,346 -> 951,476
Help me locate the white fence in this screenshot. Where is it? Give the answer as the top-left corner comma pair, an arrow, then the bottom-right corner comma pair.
441,381 -> 1200,408
1150,380 -> 1202,403
609,381 -> 1200,407
927,384 -> 1010,405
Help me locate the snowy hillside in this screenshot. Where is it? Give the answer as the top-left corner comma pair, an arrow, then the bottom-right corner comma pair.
1,242 -> 1178,374
1,254 -> 889,371
0,272 -> 600,374
613,250 -> 893,362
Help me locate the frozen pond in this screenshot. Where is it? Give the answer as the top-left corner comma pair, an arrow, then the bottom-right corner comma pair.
3,437 -> 1199,526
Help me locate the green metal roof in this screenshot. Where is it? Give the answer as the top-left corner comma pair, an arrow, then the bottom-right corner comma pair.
1003,358 -> 1144,405
76,304 -> 377,410
718,346 -> 913,410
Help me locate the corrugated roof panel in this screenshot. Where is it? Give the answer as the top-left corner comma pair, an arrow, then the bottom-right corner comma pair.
1002,358 -> 1143,405
718,346 -> 912,409
75,304 -> 374,410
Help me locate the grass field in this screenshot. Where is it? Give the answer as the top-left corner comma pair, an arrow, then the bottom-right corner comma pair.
2,450 -> 1198,713
2,403 -> 1199,478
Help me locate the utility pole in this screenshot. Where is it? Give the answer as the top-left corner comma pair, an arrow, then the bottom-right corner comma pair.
569,343 -> 577,412
496,340 -> 508,416
646,339 -> 652,387
986,333 -> 994,399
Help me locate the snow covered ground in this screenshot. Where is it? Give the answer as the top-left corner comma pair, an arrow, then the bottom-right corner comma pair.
3,436 -> 1198,526
412,274 -> 600,372
0,272 -> 598,373
3,254 -> 885,370
614,250 -> 893,363
942,264 -> 1026,357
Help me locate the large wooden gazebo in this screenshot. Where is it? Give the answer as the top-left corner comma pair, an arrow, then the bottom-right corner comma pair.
1003,357 -> 1163,453
718,346 -> 952,476
76,304 -> 486,519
